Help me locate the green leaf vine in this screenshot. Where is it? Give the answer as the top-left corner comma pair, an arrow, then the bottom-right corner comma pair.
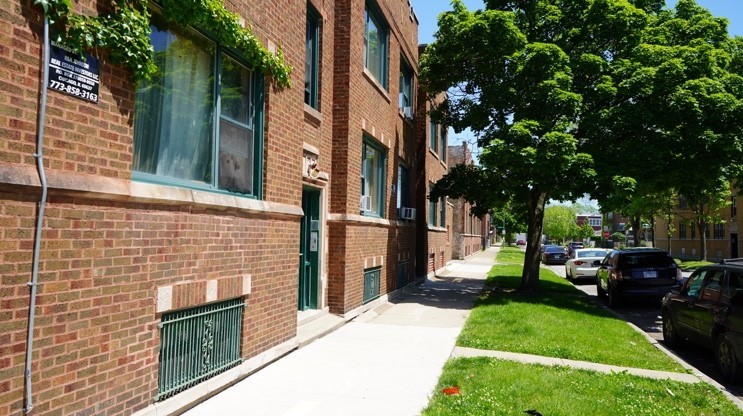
34,0 -> 291,88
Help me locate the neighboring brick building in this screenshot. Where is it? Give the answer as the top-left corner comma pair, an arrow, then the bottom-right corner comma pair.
448,142 -> 487,259
414,53 -> 452,277
655,192 -> 741,261
327,0 -> 419,316
1,1 -> 429,415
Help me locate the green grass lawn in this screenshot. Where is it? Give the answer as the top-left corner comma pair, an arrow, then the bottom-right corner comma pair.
495,246 -> 527,265
675,259 -> 715,270
457,246 -> 684,371
422,358 -> 743,416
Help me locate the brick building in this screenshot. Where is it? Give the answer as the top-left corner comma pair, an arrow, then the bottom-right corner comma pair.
655,192 -> 741,261
0,1 -> 424,415
414,56 -> 452,277
447,142 -> 487,259
327,0 -> 420,317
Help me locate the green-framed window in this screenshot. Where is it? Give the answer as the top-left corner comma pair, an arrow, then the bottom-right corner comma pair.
361,137 -> 386,217
399,55 -> 413,115
305,3 -> 320,109
439,196 -> 446,227
396,162 -> 410,210
429,120 -> 438,153
364,2 -> 388,88
440,127 -> 447,163
428,182 -> 437,226
133,14 -> 264,198
364,267 -> 381,303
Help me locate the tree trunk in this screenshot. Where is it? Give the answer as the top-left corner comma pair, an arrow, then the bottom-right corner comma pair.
521,188 -> 548,293
698,220 -> 708,261
666,213 -> 672,254
650,217 -> 656,247
631,215 -> 642,247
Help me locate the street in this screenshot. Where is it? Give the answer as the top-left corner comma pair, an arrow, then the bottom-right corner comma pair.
545,263 -> 743,400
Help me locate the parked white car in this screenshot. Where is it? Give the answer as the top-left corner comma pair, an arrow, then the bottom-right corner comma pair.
565,248 -> 610,280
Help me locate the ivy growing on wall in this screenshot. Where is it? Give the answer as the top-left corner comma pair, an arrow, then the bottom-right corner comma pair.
33,0 -> 291,88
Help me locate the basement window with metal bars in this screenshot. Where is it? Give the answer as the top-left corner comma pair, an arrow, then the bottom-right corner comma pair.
363,267 -> 381,303
157,298 -> 245,401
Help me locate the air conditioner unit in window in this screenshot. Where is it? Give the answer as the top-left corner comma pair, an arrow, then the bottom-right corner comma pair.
359,195 -> 372,212
399,207 -> 416,220
403,106 -> 413,119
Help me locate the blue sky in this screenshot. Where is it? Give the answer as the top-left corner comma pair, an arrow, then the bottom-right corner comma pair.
412,1 -> 741,45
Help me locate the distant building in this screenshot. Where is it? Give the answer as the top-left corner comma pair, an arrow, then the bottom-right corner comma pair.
448,142 -> 489,259
655,191 -> 740,261
577,214 -> 602,237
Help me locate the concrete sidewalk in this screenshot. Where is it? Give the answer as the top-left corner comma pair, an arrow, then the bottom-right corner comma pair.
182,247 -> 498,416
178,245 -> 743,415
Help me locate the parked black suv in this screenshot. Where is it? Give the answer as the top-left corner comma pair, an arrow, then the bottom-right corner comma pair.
566,241 -> 584,256
662,260 -> 743,382
596,248 -> 682,306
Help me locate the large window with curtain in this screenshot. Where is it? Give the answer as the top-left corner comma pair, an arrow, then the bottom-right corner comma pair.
133,14 -> 264,198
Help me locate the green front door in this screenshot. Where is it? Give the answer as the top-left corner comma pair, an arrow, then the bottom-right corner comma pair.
298,188 -> 320,310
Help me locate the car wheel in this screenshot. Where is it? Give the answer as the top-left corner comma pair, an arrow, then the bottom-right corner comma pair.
596,278 -> 606,298
565,267 -> 571,280
661,310 -> 681,348
716,333 -> 742,383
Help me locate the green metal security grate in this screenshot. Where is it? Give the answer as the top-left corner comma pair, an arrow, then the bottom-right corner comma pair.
364,268 -> 381,303
157,298 -> 244,401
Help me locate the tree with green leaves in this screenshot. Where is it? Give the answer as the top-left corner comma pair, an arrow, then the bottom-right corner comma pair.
576,221 -> 597,242
422,0 -> 659,291
587,0 -> 743,250
490,202 -> 527,244
543,205 -> 577,243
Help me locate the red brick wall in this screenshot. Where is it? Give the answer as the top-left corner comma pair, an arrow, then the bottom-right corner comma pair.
326,0 -> 419,314
0,194 -> 299,416
415,83 -> 452,276
0,1 -> 316,415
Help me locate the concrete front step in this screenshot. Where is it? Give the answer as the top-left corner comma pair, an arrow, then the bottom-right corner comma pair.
297,311 -> 345,348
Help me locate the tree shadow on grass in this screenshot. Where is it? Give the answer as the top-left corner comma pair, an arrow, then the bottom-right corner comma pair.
481,266 -> 617,320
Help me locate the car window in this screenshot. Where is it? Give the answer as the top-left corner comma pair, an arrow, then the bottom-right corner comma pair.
683,270 -> 707,299
723,271 -> 743,301
701,271 -> 724,302
579,250 -> 607,258
618,252 -> 674,268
